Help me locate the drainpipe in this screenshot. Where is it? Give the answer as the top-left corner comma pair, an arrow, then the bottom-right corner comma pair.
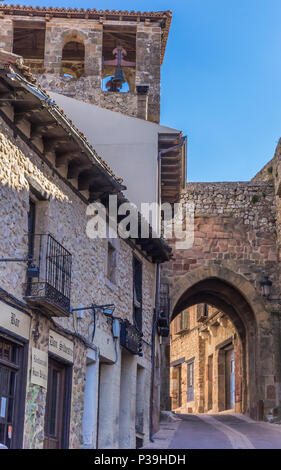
149,262 -> 161,441
136,84 -> 149,121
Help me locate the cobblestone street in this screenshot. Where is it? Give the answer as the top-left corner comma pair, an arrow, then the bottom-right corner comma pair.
144,414 -> 281,449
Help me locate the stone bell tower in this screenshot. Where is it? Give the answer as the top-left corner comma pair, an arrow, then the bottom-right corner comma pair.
0,5 -> 172,123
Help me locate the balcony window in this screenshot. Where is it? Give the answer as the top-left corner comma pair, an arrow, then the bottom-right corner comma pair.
24,234 -> 72,317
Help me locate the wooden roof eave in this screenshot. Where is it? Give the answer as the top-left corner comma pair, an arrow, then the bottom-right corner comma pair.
113,192 -> 172,263
0,68 -> 126,199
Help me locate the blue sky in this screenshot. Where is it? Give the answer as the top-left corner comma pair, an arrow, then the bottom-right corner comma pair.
6,0 -> 281,181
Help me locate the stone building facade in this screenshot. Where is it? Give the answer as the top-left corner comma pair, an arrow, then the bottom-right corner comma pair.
0,5 -> 172,123
3,1 -> 281,445
170,305 -> 242,415
160,170 -> 281,422
0,50 -> 171,449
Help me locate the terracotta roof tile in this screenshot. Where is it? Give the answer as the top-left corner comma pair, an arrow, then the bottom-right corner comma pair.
0,4 -> 172,64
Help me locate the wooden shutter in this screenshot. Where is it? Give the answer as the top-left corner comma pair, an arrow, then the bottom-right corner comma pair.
197,304 -> 208,322
181,310 -> 189,331
204,304 -> 209,317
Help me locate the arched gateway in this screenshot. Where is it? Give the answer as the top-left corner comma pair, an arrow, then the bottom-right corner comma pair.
170,265 -> 264,418
159,179 -> 281,422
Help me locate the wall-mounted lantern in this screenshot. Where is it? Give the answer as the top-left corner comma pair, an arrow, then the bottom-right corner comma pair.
157,309 -> 170,337
260,276 -> 272,298
71,303 -> 115,342
71,304 -> 115,316
0,256 -> 39,277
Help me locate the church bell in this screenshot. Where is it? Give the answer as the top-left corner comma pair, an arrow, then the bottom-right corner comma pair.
111,66 -> 125,84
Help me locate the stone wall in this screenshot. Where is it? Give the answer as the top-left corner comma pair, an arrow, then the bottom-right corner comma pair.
261,140 -> 281,265
36,73 -> 139,118
136,24 -> 161,123
164,181 -> 278,295
0,16 -> 13,51
252,158 -> 274,183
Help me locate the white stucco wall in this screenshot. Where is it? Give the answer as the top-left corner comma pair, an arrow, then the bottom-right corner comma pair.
49,92 -> 180,213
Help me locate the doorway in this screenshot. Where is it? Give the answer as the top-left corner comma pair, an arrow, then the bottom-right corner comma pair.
168,272 -> 260,417
187,360 -> 194,403
44,357 -> 70,449
171,364 -> 182,409
0,336 -> 26,448
135,365 -> 145,434
225,348 -> 235,410
207,354 -> 213,411
119,350 -> 135,449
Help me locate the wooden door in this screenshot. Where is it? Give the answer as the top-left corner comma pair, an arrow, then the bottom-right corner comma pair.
0,337 -> 23,449
44,358 -> 66,449
225,349 -> 235,410
171,365 -> 182,409
187,360 -> 194,402
207,355 -> 213,410
177,365 -> 182,408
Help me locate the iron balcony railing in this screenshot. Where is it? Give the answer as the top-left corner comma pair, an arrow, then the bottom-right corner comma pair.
158,283 -> 170,337
24,234 -> 72,316
120,320 -> 143,356
160,283 -> 170,317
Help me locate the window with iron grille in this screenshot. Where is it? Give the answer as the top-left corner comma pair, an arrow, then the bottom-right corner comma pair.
133,255 -> 142,332
160,283 -> 170,317
45,235 -> 72,301
25,199 -> 72,315
25,233 -> 72,315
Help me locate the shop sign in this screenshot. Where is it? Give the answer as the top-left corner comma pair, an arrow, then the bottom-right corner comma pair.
31,348 -> 48,389
0,300 -> 30,340
49,330 -> 74,363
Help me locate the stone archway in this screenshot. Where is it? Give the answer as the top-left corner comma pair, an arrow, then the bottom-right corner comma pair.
156,168 -> 281,428
61,31 -> 86,78
162,264 -> 276,420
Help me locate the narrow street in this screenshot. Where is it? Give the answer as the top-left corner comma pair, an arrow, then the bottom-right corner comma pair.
145,414 -> 281,449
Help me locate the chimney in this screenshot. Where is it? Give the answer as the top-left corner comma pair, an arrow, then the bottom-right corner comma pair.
136,85 -> 149,120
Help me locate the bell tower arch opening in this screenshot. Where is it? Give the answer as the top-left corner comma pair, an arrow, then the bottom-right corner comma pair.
102,26 -> 136,94
61,32 -> 85,79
